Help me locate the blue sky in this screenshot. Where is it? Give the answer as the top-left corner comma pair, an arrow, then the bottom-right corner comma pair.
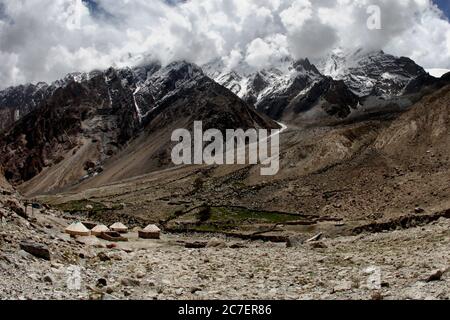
435,0 -> 450,18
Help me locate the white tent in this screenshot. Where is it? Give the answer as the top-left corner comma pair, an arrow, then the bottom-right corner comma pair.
65,222 -> 91,237
91,224 -> 110,236
138,224 -> 161,239
110,222 -> 128,233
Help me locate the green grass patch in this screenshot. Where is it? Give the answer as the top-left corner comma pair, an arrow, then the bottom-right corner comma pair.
174,206 -> 301,234
191,224 -> 224,233
53,199 -> 110,213
209,206 -> 298,224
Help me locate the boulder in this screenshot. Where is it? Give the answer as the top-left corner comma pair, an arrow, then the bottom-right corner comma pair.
138,224 -> 161,239
19,242 -> 51,260
286,236 -> 305,248
185,241 -> 207,249
332,280 -> 353,293
425,269 -> 447,282
5,198 -> 27,219
65,222 -> 91,237
308,241 -> 328,249
97,252 -> 111,262
120,277 -> 141,287
206,237 -> 227,248
415,207 -> 425,214
96,278 -> 108,288
229,242 -> 247,249
110,222 -> 128,233
42,274 -> 55,284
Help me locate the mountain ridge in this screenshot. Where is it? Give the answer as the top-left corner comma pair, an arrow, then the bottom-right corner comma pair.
1,49 -> 446,132
0,61 -> 278,195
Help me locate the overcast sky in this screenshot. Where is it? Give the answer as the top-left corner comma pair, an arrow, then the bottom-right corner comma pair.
0,0 -> 449,88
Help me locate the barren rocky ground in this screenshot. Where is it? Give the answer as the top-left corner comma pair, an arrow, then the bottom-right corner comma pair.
1,203 -> 449,300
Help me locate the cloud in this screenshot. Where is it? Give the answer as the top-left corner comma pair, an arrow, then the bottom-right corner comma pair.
0,0 -> 449,88
245,35 -> 289,68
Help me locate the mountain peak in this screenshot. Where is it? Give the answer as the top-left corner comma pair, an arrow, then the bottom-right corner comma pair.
317,48 -> 427,97
293,58 -> 321,74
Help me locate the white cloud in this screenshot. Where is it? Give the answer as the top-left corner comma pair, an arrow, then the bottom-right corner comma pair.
0,0 -> 449,88
245,34 -> 289,68
223,49 -> 243,71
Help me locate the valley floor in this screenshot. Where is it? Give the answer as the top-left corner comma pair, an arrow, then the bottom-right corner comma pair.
1,210 -> 449,300
2,84 -> 449,301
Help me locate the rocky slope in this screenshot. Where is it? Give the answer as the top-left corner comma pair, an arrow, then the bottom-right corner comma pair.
2,154 -> 450,302
375,84 -> 450,161
44,84 -> 450,234
0,83 -> 52,132
51,62 -> 279,190
0,61 -> 278,195
0,70 -> 141,188
0,202 -> 449,300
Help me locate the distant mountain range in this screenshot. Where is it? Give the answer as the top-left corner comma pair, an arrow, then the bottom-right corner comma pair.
0,49 -> 449,194
1,49 -> 449,131
204,48 -> 449,122
0,61 -> 276,193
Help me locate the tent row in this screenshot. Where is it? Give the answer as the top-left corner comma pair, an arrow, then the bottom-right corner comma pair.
65,222 -> 161,239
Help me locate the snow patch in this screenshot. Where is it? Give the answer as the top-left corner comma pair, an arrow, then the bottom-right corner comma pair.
133,86 -> 143,122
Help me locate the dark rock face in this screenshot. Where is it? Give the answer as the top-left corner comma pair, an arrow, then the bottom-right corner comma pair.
403,72 -> 450,96
0,61 -> 278,189
258,75 -> 360,120
4,198 -> 27,219
0,74 -> 140,185
257,74 -> 314,119
143,62 -> 277,132
0,62 -> 166,186
20,242 -> 51,260
0,83 -> 51,132
248,59 -> 325,118
292,78 -> 360,118
0,69 -> 143,183
131,62 -> 279,169
0,63 -> 161,133
321,79 -> 361,117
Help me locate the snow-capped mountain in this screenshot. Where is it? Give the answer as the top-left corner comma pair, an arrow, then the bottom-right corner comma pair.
204,57 -> 321,106
0,82 -> 52,132
204,57 -> 360,120
0,60 -> 277,189
316,48 -> 428,97
0,62 -> 163,132
204,48 -> 440,121
1,48 -> 446,132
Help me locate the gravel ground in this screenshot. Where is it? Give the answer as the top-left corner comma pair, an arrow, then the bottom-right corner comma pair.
1,209 -> 449,300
